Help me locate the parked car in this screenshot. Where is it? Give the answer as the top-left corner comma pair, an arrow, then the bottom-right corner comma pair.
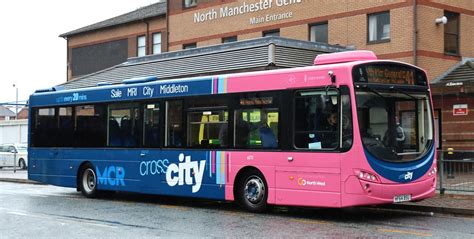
0,144 -> 28,169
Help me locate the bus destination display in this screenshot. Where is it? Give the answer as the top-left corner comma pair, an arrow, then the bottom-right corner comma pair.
353,63 -> 427,86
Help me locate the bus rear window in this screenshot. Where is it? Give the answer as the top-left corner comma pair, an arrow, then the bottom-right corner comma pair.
32,108 -> 56,147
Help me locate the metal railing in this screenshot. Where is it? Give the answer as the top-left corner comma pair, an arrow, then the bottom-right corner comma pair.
438,150 -> 474,194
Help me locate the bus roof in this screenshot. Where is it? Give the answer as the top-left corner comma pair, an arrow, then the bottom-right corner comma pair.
29,51 -> 420,107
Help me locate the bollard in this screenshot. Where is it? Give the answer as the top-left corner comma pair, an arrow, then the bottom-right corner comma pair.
438,152 -> 445,194
447,148 -> 454,179
13,150 -> 17,173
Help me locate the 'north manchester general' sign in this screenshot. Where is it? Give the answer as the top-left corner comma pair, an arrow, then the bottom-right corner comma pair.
193,0 -> 303,25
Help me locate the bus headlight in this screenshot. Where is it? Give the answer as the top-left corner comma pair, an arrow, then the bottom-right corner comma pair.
358,171 -> 379,183
428,167 -> 437,177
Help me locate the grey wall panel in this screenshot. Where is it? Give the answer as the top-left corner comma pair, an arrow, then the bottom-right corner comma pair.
71,39 -> 128,77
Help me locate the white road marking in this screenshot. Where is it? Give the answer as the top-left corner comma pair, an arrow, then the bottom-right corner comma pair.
450,182 -> 474,187
4,209 -> 118,229
7,211 -> 28,216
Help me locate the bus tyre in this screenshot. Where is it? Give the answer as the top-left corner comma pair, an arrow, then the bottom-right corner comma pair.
236,169 -> 268,213
19,159 -> 26,170
79,164 -> 98,198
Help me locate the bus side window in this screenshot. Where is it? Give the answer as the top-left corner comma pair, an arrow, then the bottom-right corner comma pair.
33,108 -> 56,147
340,86 -> 353,150
294,89 -> 339,150
108,103 -> 141,147
58,107 -> 74,147
234,108 -> 279,149
144,103 -> 160,148
165,100 -> 184,147
75,105 -> 107,147
187,110 -> 228,148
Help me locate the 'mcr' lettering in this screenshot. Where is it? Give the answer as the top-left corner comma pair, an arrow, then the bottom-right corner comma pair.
96,166 -> 126,186
166,154 -> 206,193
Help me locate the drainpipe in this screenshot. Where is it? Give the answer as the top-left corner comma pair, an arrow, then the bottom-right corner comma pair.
166,1 -> 170,52
62,36 -> 70,81
145,20 -> 150,55
413,0 -> 417,66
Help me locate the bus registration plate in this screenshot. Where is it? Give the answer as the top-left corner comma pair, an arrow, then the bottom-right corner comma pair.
393,194 -> 412,203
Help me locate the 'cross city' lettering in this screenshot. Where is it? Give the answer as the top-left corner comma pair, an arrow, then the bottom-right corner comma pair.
166,154 -> 206,193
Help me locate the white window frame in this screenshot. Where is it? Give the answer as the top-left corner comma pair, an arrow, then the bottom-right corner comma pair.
152,33 -> 162,54
368,12 -> 390,43
137,35 -> 146,57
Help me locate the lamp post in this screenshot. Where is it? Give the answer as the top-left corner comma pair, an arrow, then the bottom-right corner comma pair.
12,84 -> 18,118
12,84 -> 18,173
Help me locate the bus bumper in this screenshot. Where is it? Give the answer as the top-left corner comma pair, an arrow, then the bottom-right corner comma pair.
342,176 -> 437,207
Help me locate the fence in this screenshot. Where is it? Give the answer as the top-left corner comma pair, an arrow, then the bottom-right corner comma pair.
438,150 -> 474,194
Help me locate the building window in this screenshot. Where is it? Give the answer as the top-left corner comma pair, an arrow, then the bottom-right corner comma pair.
152,33 -> 162,54
222,36 -> 237,43
183,43 -> 197,49
309,22 -> 328,44
263,29 -> 280,37
184,0 -> 197,8
137,35 -> 146,57
368,11 -> 390,43
444,11 -> 459,55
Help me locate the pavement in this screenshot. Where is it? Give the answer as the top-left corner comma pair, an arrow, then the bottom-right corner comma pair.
1,169 -> 473,216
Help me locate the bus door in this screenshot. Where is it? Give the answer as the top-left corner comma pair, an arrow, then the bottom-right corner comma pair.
274,87 -> 352,207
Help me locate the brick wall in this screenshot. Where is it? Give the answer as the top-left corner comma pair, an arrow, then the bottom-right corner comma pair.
66,17 -> 166,80
168,0 -> 407,46
433,92 -> 474,150
460,14 -> 474,57
65,0 -> 473,80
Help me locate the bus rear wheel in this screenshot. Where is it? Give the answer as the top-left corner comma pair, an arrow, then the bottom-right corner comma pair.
79,164 -> 98,198
236,169 -> 268,213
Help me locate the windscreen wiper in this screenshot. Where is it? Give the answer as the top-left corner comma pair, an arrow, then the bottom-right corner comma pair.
365,87 -> 386,100
391,87 -> 418,100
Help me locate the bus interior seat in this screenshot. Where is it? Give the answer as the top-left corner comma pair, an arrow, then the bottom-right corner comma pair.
109,119 -> 122,146
259,126 -> 277,148
120,119 -> 137,147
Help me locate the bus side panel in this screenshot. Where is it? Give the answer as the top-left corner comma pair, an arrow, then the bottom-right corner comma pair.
29,148 -> 78,188
225,152 -> 342,208
29,148 -> 228,200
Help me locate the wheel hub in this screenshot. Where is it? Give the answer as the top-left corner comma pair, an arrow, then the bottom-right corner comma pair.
83,169 -> 96,193
244,176 -> 265,204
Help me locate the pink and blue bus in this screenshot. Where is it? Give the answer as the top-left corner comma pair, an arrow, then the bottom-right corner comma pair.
28,51 -> 436,212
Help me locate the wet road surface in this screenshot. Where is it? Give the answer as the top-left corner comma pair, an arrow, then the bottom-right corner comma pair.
0,182 -> 472,238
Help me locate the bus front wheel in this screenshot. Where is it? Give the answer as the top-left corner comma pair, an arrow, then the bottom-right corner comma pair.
236,169 -> 268,213
79,164 -> 98,198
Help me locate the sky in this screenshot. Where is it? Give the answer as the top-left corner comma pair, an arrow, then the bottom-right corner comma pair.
0,0 -> 160,105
